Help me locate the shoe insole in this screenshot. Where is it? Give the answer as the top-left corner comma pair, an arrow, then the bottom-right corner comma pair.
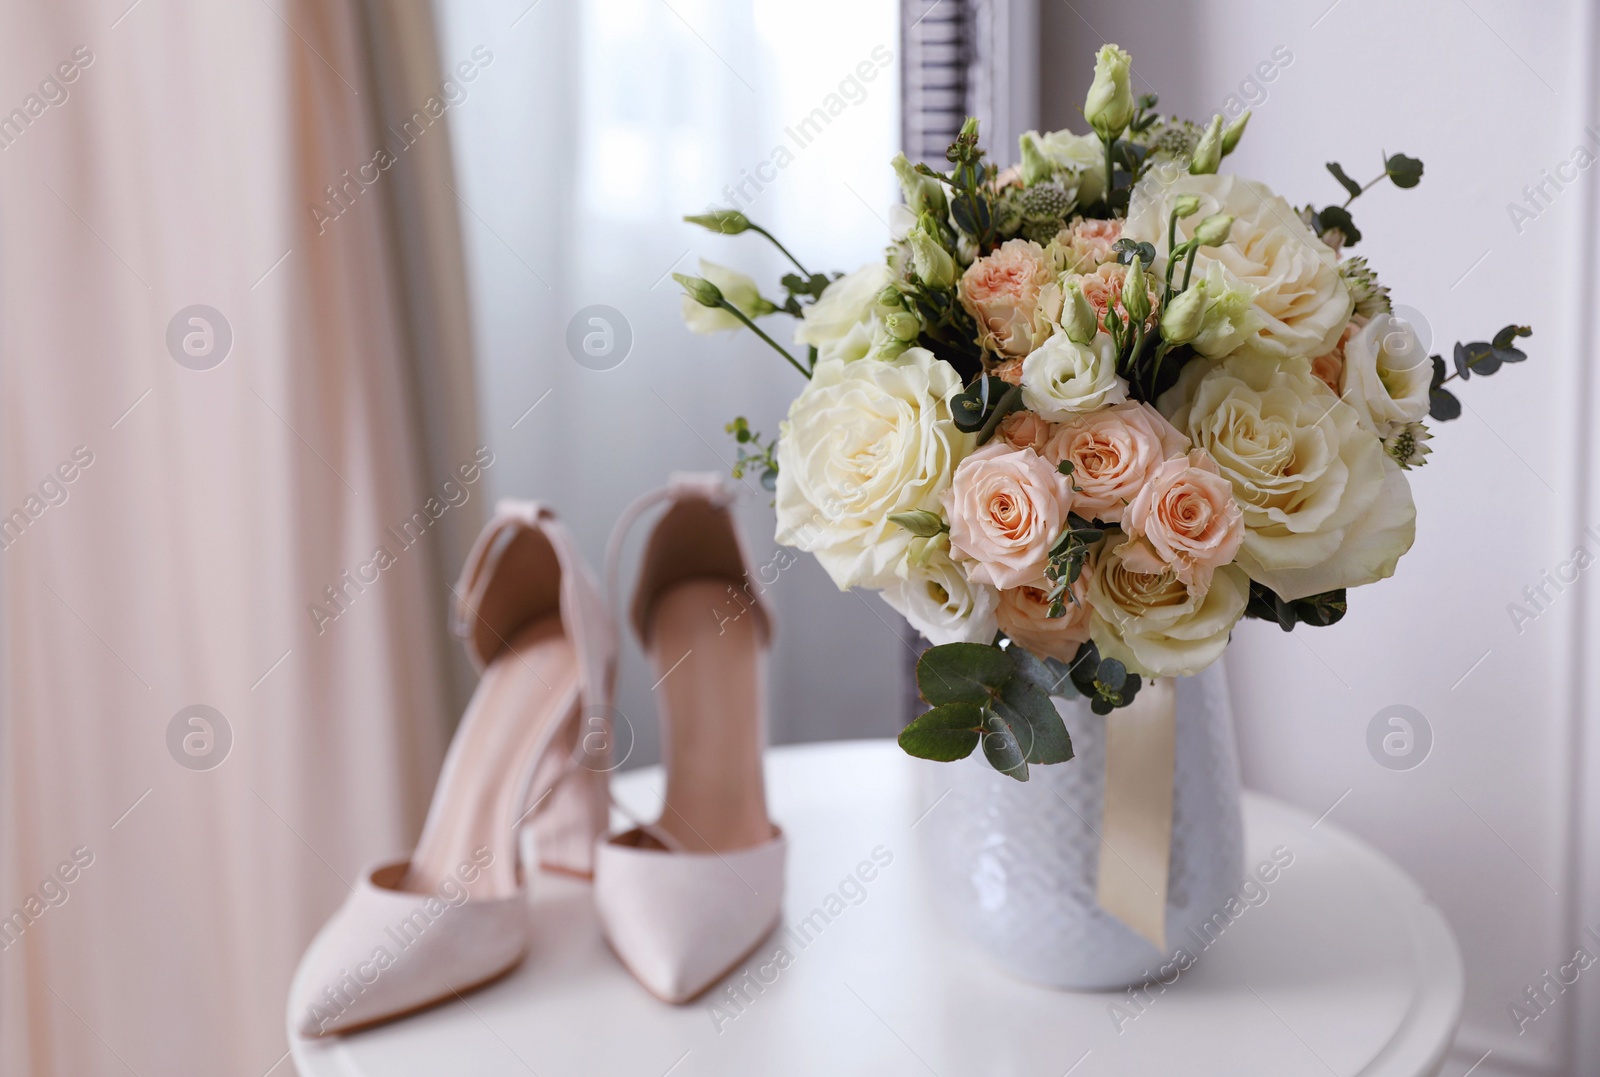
647,580 -> 772,853
405,615 -> 579,898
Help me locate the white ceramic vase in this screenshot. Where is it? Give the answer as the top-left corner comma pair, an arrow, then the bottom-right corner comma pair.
915,659 -> 1244,990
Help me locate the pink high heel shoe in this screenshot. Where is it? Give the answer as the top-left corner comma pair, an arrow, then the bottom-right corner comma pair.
287,500 -> 614,1036
594,474 -> 787,1003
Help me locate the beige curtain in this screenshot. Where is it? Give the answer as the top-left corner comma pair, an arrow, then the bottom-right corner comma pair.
0,2 -> 478,1073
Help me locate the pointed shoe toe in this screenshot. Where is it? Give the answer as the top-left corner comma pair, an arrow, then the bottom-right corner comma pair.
594,829 -> 786,1004
288,861 -> 530,1037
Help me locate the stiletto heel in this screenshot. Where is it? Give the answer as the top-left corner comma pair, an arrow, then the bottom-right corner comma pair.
287,500 -> 614,1037
594,474 -> 787,1004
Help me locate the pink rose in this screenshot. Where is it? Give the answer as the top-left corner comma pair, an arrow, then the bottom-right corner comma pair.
994,357 -> 1024,386
1310,319 -> 1360,394
1059,218 -> 1122,273
997,573 -> 1093,663
944,443 -> 1071,589
1043,401 -> 1187,523
959,239 -> 1054,357
1121,450 -> 1244,592
1071,262 -> 1159,335
997,409 -> 1056,452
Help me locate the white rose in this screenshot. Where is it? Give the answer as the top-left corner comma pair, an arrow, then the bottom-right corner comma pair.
1087,540 -> 1249,678
1339,313 -> 1432,438
1159,352 -> 1416,600
881,535 -> 999,645
1125,172 -> 1353,362
775,348 -> 975,589
1032,129 -> 1106,206
794,263 -> 890,364
682,259 -> 771,334
1020,331 -> 1127,420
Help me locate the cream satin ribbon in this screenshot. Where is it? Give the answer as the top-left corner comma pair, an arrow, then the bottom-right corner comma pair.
1095,677 -> 1177,952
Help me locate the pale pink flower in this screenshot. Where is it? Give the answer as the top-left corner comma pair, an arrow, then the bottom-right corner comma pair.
997,573 -> 1093,662
1121,450 -> 1244,592
1071,262 -> 1159,335
944,443 -> 1072,590
958,239 -> 1055,357
1310,319 -> 1361,394
1042,401 -> 1188,523
1058,218 -> 1122,273
997,409 -> 1056,452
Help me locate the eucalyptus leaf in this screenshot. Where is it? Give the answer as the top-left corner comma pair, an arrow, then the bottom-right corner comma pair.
897,702 -> 984,761
980,712 -> 1029,781
1314,205 -> 1362,246
1096,657 -> 1127,691
1009,644 -> 1080,700
1429,387 -> 1462,421
993,676 -> 1074,764
1385,152 -> 1424,189
917,642 -> 1013,707
1326,161 -> 1363,200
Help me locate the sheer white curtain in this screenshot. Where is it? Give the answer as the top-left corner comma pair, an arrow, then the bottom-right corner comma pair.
0,2 -> 476,1073
439,0 -> 905,763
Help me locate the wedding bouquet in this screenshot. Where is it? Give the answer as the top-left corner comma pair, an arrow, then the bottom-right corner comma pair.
676,44 -> 1530,781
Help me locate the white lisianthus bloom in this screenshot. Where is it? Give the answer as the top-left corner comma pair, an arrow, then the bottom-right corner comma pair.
1020,331 -> 1127,420
794,262 -> 890,364
1189,261 -> 1267,359
1159,353 -> 1416,601
775,349 -> 975,589
1125,173 -> 1353,362
1029,128 -> 1107,207
1338,312 -> 1432,438
682,259 -> 773,334
1087,540 -> 1250,678
880,535 -> 1000,645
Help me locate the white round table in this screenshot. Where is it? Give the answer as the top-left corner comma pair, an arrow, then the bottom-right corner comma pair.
291,741 -> 1463,1077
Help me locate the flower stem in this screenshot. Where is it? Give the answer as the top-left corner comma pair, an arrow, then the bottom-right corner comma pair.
1180,245 -> 1200,292
749,225 -> 811,278
719,300 -> 810,379
1103,137 -> 1117,205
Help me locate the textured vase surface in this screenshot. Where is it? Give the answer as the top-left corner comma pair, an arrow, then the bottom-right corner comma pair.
916,660 -> 1244,990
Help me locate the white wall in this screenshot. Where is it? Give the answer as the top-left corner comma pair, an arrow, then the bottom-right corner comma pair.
1039,2 -> 1599,1074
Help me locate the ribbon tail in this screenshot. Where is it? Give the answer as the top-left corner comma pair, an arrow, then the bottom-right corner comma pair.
1095,677 -> 1177,952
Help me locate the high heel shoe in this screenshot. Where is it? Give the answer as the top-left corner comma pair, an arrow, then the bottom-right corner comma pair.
287,500 -> 614,1037
594,473 -> 786,1004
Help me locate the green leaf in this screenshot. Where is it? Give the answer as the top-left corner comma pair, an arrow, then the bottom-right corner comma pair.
1385,153 -> 1424,189
1456,341 -> 1501,378
1313,205 -> 1362,246
917,642 -> 1014,707
993,676 -> 1075,764
1492,324 -> 1532,350
1009,645 -> 1080,700
1096,657 -> 1127,691
1429,387 -> 1462,421
1326,161 -> 1363,200
1112,238 -> 1157,266
980,712 -> 1029,781
1429,354 -> 1447,392
950,375 -> 1010,433
898,702 -> 984,761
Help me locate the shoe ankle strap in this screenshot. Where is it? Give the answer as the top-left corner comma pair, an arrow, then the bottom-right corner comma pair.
603,473 -> 771,658
452,498 -> 614,713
